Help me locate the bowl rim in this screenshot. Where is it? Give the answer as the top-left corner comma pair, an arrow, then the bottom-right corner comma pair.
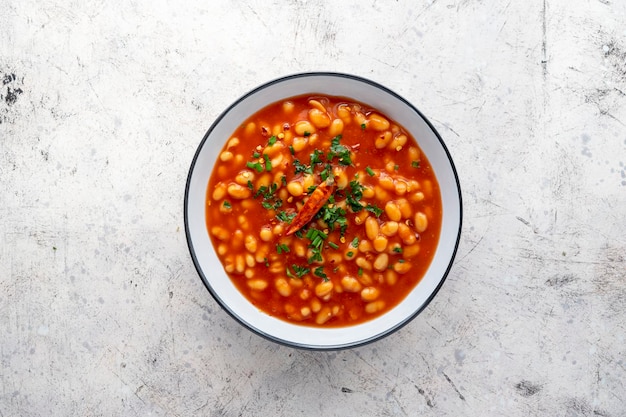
184,71 -> 463,350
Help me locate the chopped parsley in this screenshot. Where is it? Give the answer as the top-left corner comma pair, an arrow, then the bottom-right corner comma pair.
303,131 -> 311,137
350,237 -> 359,248
276,243 -> 290,254
310,149 -> 325,165
393,246 -> 403,254
293,159 -> 313,175
314,266 -> 328,281
246,161 -> 264,173
346,179 -> 365,212
411,160 -> 421,168
268,135 -> 277,146
327,135 -> 352,166
263,154 -> 272,171
291,264 -> 310,278
276,210 -> 296,224
360,123 -> 366,130
222,200 -> 232,209
365,204 -> 384,217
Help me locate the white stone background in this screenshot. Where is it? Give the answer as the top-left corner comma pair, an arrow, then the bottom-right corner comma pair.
1,0 -> 625,415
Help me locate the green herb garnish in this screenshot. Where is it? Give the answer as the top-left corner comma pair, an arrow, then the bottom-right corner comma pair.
366,166 -> 375,177
276,243 -> 290,254
365,204 -> 383,217
246,161 -> 264,173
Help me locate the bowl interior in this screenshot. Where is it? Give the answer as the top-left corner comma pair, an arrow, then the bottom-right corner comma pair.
185,73 -> 462,350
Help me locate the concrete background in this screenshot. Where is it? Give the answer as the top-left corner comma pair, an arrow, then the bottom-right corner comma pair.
1,0 -> 625,415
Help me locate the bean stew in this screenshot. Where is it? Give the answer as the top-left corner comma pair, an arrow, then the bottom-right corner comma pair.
206,95 -> 442,327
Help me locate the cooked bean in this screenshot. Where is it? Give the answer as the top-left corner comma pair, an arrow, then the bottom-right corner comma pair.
341,276 -> 362,292
308,99 -> 326,112
211,226 -> 229,241
235,255 -> 245,274
354,210 -> 369,225
247,279 -> 268,291
315,281 -> 334,298
358,272 -> 374,286
385,270 -> 398,285
408,146 -> 420,161
380,221 -> 399,237
275,278 -> 292,297
302,174 -> 315,190
375,131 -> 392,149
385,201 -> 402,221
365,217 -> 379,240
227,137 -> 240,149
404,244 -> 420,257
361,287 -> 380,301
212,183 -> 227,200
245,254 -> 255,268
355,257 -> 372,271
294,120 -> 315,136
374,185 -> 390,202
358,240 -> 373,253
415,212 -> 428,233
393,261 -> 412,274
220,151 -> 234,162
344,249 -> 357,260
235,170 -> 255,186
328,118 -> 344,137
271,153 -> 284,168
308,108 -> 331,128
287,180 -> 304,197
244,122 -> 256,137
333,168 -> 348,189
379,175 -> 395,191
227,183 -> 251,199
394,180 -> 408,195
269,261 -> 283,274
410,191 -> 425,203
398,223 -> 417,245
294,241 -> 307,258
422,180 -> 433,198
354,111 -> 366,126
259,226 -> 273,242
362,185 -> 375,199
373,235 -> 388,253
368,113 -> 390,131
232,230 -> 244,250
310,298 -> 321,313
245,268 -> 254,279
398,198 -> 412,219
272,224 -> 285,235
373,253 -> 389,271
301,306 -> 311,317
292,136 -> 308,152
255,244 -> 269,263
244,235 -> 258,253
389,134 -> 407,151
316,306 -> 333,325
217,243 -> 227,256
282,101 -> 294,113
337,105 -> 351,124
365,300 -> 385,314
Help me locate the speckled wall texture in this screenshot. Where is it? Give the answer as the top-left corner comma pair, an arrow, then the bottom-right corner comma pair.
1,0 -> 625,416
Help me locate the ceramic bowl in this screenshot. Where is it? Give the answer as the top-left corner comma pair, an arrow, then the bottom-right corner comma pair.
185,72 -> 462,350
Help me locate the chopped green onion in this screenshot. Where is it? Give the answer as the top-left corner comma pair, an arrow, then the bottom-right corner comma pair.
366,166 -> 375,177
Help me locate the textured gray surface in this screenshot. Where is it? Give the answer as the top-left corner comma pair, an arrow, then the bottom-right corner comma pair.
1,0 -> 625,416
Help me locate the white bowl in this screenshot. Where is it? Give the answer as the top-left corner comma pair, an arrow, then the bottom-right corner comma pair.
185,72 -> 462,350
